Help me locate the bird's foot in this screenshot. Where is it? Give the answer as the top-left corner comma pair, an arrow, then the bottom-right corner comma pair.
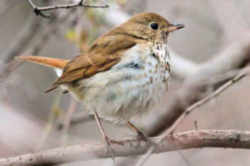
104,136 -> 127,165
136,132 -> 156,146
103,136 -> 116,165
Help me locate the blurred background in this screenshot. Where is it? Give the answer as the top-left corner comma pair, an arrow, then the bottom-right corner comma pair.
0,0 -> 250,165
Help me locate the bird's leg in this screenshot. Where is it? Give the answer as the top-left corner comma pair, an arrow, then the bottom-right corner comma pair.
127,121 -> 149,142
93,111 -> 116,163
93,111 -> 112,145
127,121 -> 157,147
93,111 -> 123,145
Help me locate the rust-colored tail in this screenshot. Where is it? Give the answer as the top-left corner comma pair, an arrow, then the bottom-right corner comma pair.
16,55 -> 70,93
16,56 -> 69,69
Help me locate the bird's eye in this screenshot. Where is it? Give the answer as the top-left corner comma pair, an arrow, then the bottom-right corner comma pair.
150,22 -> 158,30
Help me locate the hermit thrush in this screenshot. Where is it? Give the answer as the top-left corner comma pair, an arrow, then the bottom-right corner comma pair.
17,12 -> 184,143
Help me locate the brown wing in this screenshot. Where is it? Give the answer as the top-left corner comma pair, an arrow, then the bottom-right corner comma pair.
53,33 -> 137,85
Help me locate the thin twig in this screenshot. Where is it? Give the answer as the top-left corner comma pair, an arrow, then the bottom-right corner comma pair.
27,0 -> 109,18
168,67 -> 248,134
135,67 -> 249,166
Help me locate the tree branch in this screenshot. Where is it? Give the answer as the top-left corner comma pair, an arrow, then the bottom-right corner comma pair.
1,129 -> 250,166
166,66 -> 249,135
135,66 -> 250,166
27,0 -> 109,18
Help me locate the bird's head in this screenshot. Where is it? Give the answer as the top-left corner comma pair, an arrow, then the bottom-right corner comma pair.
113,12 -> 184,43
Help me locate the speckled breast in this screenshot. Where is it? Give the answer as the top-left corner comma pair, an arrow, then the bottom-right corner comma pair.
65,43 -> 171,124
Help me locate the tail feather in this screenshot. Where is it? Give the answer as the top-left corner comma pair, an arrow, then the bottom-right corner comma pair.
16,56 -> 69,69
16,55 -> 70,93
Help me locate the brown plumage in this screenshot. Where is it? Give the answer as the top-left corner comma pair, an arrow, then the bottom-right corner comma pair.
54,12 -> 171,85
17,12 -> 184,149
18,13 -> 183,92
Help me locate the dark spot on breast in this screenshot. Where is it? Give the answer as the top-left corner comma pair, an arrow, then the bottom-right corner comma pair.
122,62 -> 142,69
151,53 -> 159,62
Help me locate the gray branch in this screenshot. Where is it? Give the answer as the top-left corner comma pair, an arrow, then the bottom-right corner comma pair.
27,0 -> 108,17
1,130 -> 250,166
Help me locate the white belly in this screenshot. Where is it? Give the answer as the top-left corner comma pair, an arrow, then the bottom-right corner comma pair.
63,44 -> 170,124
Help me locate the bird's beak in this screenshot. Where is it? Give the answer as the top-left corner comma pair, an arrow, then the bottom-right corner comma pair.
167,24 -> 185,32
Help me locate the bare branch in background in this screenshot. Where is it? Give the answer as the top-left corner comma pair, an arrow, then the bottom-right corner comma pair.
168,67 -> 249,134
27,0 -> 109,18
1,130 -> 250,166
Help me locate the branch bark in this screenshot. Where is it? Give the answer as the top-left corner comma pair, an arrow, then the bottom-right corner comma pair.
1,130 -> 250,166
27,0 -> 108,18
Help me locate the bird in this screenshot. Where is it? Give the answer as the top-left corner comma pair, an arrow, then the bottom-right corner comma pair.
17,12 -> 184,145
